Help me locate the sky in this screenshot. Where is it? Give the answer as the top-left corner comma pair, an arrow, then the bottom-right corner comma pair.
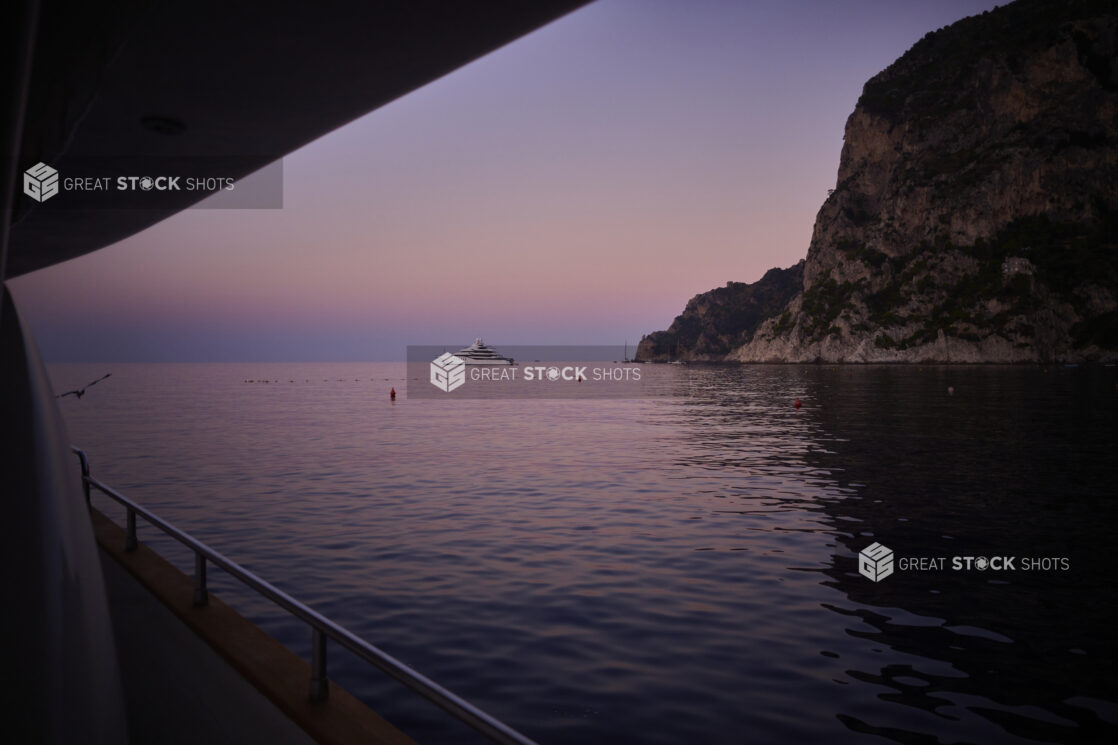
10,0 -> 1001,362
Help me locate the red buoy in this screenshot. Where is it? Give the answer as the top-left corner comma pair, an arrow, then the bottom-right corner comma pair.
390,387 -> 396,400
794,398 -> 802,409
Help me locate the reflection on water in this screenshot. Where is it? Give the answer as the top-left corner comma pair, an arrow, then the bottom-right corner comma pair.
52,362 -> 1118,744
799,366 -> 1118,744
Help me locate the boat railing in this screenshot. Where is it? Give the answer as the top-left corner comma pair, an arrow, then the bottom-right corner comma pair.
71,446 -> 540,745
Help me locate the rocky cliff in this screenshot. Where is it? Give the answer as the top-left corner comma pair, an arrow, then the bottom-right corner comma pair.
638,0 -> 1118,363
637,262 -> 803,362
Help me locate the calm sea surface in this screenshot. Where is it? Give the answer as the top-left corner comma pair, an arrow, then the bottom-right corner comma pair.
50,362 -> 1118,745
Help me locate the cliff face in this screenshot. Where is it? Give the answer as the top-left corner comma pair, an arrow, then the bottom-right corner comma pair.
640,0 -> 1118,363
636,262 -> 802,362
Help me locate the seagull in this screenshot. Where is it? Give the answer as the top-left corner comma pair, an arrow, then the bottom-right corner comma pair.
57,373 -> 111,399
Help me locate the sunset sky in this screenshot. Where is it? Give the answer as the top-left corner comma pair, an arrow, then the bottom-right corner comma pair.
11,0 -> 1000,362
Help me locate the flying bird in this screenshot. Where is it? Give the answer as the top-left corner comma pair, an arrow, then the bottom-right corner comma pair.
57,373 -> 112,399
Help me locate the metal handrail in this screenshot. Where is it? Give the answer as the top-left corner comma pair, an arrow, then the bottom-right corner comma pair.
72,446 -> 540,745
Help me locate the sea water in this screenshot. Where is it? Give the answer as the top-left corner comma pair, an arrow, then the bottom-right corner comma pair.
51,362 -> 1118,744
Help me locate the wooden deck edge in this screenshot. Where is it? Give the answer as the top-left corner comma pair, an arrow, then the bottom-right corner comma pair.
90,506 -> 418,745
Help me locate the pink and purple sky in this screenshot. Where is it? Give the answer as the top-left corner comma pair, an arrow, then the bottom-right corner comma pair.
11,0 -> 1000,361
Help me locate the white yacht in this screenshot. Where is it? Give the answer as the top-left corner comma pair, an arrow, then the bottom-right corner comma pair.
455,338 -> 516,365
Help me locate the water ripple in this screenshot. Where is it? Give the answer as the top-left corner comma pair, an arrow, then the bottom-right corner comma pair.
52,362 -> 1118,745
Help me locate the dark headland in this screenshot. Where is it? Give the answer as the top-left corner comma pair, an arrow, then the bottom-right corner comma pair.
638,0 -> 1118,363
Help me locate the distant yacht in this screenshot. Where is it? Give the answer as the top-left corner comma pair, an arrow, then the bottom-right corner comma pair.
455,338 -> 516,365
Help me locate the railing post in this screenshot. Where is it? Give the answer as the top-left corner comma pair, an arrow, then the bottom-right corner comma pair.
310,628 -> 329,701
193,552 -> 209,606
125,507 -> 138,551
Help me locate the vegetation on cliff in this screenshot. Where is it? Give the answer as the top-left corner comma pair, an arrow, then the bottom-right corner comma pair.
636,263 -> 803,362
858,0 -> 1117,124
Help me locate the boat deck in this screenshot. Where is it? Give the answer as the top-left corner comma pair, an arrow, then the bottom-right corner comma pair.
93,508 -> 416,745
100,550 -> 317,745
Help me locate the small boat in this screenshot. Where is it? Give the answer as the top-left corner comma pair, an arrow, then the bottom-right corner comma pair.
455,338 -> 516,365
